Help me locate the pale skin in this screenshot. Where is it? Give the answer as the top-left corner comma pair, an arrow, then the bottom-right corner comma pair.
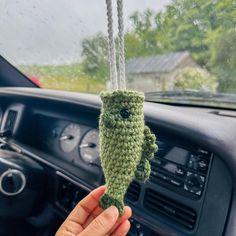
56,186 -> 132,236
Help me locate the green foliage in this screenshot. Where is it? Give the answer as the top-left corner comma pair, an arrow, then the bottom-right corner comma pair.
175,67 -> 218,92
210,30 -> 236,92
127,0 -> 236,66
80,0 -> 236,93
125,10 -> 165,59
213,68 -> 236,93
213,30 -> 236,69
20,64 -> 84,79
128,0 -> 236,92
19,64 -> 105,93
23,0 -> 233,94
81,33 -> 109,81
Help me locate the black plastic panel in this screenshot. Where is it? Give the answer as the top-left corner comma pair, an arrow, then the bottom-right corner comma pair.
56,176 -> 89,212
0,88 -> 233,236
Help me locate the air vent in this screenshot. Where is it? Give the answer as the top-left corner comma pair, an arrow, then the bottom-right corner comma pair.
57,177 -> 89,212
155,139 -> 172,158
4,110 -> 17,132
125,181 -> 141,202
144,189 -> 197,230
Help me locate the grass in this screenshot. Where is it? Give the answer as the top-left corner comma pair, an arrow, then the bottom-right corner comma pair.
18,64 -> 106,94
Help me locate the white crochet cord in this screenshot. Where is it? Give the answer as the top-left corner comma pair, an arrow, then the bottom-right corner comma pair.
117,0 -> 126,90
106,0 -> 118,90
105,0 -> 126,90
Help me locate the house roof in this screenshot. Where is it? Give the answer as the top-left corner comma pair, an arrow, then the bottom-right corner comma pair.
126,51 -> 191,74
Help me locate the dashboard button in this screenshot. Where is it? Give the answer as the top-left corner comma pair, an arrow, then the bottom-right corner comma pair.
195,190 -> 202,196
156,159 -> 162,165
197,159 -> 208,171
135,223 -> 141,229
184,172 -> 205,196
153,172 -> 170,182
186,177 -> 200,188
161,175 -> 169,182
71,201 -> 77,209
152,158 -> 163,166
150,171 -> 158,177
175,167 -> 185,177
170,179 -> 182,187
74,190 -> 80,201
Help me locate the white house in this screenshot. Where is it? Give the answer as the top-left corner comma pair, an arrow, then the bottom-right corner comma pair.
126,51 -> 200,92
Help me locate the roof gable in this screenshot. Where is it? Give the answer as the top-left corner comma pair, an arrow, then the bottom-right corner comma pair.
126,51 -> 191,74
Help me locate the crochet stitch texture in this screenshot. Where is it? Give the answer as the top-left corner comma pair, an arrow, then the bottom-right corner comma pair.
99,90 -> 158,214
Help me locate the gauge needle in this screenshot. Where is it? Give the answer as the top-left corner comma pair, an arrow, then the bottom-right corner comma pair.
80,143 -> 96,148
60,135 -> 74,141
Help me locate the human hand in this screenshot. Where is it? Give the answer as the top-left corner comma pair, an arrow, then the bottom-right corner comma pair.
56,186 -> 132,236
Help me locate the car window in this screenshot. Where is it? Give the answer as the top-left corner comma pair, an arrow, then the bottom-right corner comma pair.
0,0 -> 236,108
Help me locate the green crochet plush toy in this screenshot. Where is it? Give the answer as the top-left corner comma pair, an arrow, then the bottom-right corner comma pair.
99,90 -> 158,214
98,0 -> 158,215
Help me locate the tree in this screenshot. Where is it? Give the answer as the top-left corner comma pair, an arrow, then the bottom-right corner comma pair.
213,30 -> 236,69
175,67 -> 218,92
125,0 -> 236,92
211,30 -> 236,92
127,0 -> 236,67
81,0 -> 236,92
81,33 -> 109,81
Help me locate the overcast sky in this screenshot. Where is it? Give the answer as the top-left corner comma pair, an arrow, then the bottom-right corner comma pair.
0,0 -> 170,65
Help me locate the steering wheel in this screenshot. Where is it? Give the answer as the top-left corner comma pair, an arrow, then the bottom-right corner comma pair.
0,150 -> 44,219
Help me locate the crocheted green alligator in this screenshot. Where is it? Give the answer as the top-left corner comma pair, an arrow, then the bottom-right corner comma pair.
99,90 -> 158,214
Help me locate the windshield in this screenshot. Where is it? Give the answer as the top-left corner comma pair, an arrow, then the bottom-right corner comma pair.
0,0 -> 236,107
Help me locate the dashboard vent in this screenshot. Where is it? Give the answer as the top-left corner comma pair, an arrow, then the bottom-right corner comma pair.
4,110 -> 17,132
144,189 -> 197,230
125,181 -> 141,202
57,177 -> 89,212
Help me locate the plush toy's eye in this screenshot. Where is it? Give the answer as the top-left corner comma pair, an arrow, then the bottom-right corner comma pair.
120,108 -> 131,119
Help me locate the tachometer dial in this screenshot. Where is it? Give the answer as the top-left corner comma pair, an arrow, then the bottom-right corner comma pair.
60,123 -> 80,153
79,129 -> 99,163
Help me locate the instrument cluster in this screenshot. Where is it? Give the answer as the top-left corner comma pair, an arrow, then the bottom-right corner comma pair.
35,115 -> 100,168
60,123 -> 100,164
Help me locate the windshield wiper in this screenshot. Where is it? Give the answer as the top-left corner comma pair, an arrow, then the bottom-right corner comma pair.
145,90 -> 236,109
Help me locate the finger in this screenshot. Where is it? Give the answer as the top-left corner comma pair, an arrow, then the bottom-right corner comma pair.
83,205 -> 104,228
68,186 -> 106,225
56,220 -> 83,235
57,186 -> 106,236
83,205 -> 131,230
111,220 -> 131,236
110,206 -> 132,233
55,228 -> 75,236
79,206 -> 119,236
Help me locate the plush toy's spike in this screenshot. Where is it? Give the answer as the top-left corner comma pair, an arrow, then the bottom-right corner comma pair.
143,126 -> 158,160
135,126 -> 158,182
99,90 -> 158,214
134,159 -> 151,182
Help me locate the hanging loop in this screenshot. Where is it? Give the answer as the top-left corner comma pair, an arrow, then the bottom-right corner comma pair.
106,0 -> 118,90
105,0 -> 126,90
117,0 -> 126,90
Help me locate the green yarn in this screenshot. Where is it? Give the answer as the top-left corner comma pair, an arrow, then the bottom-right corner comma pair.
99,90 -> 158,215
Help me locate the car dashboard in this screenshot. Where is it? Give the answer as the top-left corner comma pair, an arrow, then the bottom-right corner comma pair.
0,87 -> 235,236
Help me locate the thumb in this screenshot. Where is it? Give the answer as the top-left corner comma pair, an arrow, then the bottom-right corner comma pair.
79,206 -> 119,236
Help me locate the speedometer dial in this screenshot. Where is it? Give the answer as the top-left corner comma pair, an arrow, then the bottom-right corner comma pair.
60,123 -> 80,153
79,129 -> 99,163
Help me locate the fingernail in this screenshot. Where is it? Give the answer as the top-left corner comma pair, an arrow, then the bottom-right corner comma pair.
106,206 -> 119,219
